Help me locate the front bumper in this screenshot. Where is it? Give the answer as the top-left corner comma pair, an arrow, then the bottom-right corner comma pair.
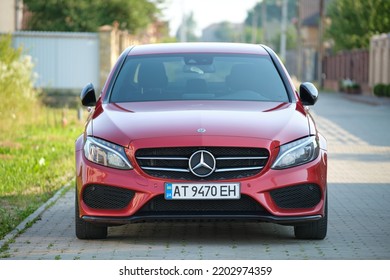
75,136 -> 327,225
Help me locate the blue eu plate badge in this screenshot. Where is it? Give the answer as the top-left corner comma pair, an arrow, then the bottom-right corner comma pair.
165,183 -> 173,199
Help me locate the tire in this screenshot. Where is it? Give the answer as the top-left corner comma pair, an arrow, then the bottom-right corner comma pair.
294,196 -> 328,240
75,189 -> 108,239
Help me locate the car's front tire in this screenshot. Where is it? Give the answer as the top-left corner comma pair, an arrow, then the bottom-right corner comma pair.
75,189 -> 108,239
294,196 -> 328,240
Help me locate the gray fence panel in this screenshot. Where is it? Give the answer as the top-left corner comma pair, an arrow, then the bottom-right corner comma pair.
12,31 -> 99,91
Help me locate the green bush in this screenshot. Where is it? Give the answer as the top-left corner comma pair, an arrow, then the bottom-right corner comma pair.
386,85 -> 390,97
373,84 -> 386,97
0,34 -> 38,128
339,79 -> 361,94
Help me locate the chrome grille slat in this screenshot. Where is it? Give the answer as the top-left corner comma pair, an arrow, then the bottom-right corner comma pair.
216,156 -> 268,160
215,166 -> 264,172
135,147 -> 269,181
140,166 -> 190,173
136,156 -> 189,160
140,165 -> 264,173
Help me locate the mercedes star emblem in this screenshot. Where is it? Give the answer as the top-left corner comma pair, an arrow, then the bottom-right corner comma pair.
189,150 -> 216,177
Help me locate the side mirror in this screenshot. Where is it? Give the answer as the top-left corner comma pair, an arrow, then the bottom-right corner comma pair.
80,83 -> 96,107
299,82 -> 318,106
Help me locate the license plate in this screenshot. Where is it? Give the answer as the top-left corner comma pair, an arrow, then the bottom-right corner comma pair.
165,183 -> 240,200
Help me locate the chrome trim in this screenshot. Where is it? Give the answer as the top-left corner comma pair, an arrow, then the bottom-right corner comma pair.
141,166 -> 190,173
136,156 -> 189,160
189,150 -> 216,178
216,156 -> 268,160
137,156 -> 267,161
141,166 -> 264,173
215,166 -> 264,172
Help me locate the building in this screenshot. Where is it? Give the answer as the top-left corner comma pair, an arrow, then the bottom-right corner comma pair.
0,0 -> 24,32
296,0 -> 331,82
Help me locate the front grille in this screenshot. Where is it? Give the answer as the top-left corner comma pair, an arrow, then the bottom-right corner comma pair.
138,194 -> 266,213
135,147 -> 269,180
83,185 -> 135,209
270,184 -> 321,209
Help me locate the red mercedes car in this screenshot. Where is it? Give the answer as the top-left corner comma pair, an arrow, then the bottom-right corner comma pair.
75,43 -> 327,240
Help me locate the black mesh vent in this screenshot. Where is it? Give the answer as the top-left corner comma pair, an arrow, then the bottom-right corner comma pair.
270,184 -> 321,209
135,147 -> 269,181
138,194 -> 266,213
83,185 -> 135,209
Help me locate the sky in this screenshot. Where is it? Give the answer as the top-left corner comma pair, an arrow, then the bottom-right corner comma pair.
161,0 -> 260,36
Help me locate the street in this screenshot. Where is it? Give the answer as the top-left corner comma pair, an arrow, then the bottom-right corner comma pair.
3,92 -> 390,260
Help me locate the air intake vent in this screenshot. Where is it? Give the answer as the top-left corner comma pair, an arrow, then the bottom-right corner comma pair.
138,194 -> 266,213
270,184 -> 321,209
83,185 -> 135,209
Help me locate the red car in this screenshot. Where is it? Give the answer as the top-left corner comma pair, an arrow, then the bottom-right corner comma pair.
75,43 -> 327,240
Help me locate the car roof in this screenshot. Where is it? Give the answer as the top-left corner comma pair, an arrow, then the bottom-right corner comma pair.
128,42 -> 269,56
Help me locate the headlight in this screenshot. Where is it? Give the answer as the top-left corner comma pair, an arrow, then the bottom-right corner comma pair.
83,137 -> 132,170
271,136 -> 319,169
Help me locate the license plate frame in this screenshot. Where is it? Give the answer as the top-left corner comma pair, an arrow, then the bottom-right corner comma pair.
165,182 -> 240,200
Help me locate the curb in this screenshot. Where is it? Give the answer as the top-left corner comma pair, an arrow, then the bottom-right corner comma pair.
340,93 -> 390,106
320,91 -> 390,107
0,181 -> 73,250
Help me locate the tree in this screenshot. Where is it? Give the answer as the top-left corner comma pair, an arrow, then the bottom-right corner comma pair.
245,0 -> 296,27
270,26 -> 297,52
23,0 -> 161,33
326,0 -> 390,50
244,0 -> 296,46
176,12 -> 198,42
213,22 -> 244,42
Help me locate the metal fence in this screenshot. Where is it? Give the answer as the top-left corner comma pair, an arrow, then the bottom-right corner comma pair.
322,49 -> 369,92
12,31 -> 99,92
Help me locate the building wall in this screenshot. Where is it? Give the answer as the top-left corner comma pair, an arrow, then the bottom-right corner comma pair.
0,0 -> 16,32
299,0 -> 320,23
301,26 -> 318,49
369,33 -> 390,87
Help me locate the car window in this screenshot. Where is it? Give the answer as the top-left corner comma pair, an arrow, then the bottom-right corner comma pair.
110,54 -> 289,103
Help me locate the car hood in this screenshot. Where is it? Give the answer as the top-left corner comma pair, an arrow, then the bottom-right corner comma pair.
91,101 -> 310,148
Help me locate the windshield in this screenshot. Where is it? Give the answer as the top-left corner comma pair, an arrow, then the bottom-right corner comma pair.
110,54 -> 289,103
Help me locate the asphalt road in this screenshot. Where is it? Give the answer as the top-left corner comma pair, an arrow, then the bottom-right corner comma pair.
2,92 -> 390,260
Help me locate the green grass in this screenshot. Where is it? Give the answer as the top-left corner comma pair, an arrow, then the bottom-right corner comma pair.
0,35 -> 86,240
0,107 -> 84,240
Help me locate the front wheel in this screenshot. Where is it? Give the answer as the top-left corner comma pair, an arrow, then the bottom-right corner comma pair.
294,196 -> 328,240
75,189 -> 108,239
